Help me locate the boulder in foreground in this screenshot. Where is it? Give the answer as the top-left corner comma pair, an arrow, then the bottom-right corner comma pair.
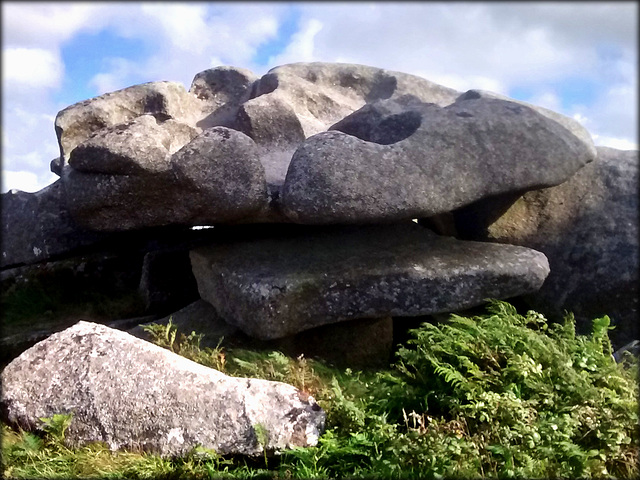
0,321 -> 325,457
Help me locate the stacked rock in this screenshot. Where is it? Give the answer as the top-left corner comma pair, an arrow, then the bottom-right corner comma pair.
2,61 -> 637,458
4,62 -> 638,349
55,62 -> 594,349
3,62 -> 636,349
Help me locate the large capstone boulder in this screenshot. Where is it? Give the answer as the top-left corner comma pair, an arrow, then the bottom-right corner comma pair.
1,180 -> 107,268
53,62 -> 596,230
453,146 -> 639,348
281,96 -> 595,224
189,223 -> 550,340
0,321 -> 325,457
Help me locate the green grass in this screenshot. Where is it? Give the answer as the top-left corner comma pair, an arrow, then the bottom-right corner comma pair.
2,300 -> 638,479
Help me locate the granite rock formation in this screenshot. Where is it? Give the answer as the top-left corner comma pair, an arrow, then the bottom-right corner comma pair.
2,61 -> 636,458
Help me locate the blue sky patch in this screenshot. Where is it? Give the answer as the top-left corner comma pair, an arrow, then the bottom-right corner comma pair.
555,78 -> 599,109
55,29 -> 150,105
253,7 -> 301,67
509,76 -> 598,111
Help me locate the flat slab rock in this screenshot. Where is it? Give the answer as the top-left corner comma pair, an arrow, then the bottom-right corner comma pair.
190,224 -> 550,339
0,322 -> 325,457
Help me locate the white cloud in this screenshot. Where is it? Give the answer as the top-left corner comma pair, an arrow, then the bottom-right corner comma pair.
283,3 -> 582,89
2,170 -> 43,193
488,3 -> 637,48
268,18 -> 323,65
89,57 -> 139,95
140,3 -> 211,54
81,4 -> 285,90
592,135 -> 638,151
2,103 -> 61,193
573,48 -> 637,145
572,113 -> 590,126
2,47 -> 63,90
11,151 -> 48,170
271,2 -> 637,149
1,2 -> 105,48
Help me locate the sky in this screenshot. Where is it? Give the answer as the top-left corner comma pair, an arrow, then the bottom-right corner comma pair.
2,1 -> 638,193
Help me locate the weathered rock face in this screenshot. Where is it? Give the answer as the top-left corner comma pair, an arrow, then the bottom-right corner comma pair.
62,167 -> 177,231
0,321 -> 325,457
191,66 -> 259,130
329,93 -> 427,145
190,223 -> 550,340
453,146 -> 639,348
69,115 -> 199,175
230,93 -> 307,189
456,89 -> 597,156
0,180 -> 107,268
55,81 -> 202,165
63,127 -> 270,231
55,77 -> 273,231
281,96 -> 595,224
170,127 -> 270,223
254,62 -> 460,139
228,62 -> 461,189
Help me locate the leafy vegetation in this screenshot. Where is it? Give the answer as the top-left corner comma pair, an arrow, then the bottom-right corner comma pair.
2,300 -> 638,479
